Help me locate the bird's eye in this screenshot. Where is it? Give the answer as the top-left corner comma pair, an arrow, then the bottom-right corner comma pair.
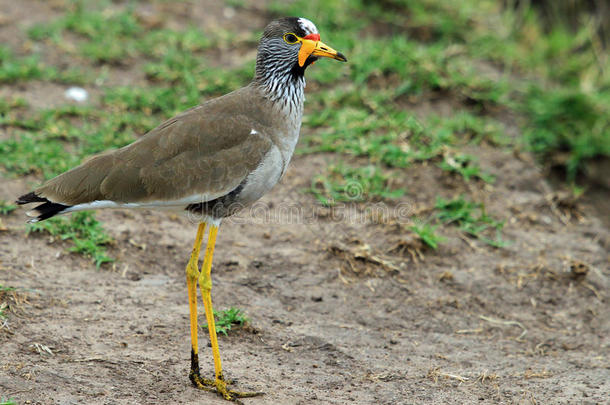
283,33 -> 299,44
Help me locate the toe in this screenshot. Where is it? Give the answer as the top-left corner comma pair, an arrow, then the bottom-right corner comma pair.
191,372 -> 263,402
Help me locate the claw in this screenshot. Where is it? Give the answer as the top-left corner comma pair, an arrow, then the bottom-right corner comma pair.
191,372 -> 264,403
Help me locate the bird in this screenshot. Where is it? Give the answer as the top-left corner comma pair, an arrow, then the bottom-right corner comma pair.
16,17 -> 346,402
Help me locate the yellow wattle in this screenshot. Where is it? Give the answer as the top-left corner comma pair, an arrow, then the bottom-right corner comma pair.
298,40 -> 317,67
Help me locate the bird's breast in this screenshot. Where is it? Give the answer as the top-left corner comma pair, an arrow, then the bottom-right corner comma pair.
237,145 -> 285,206
276,123 -> 301,177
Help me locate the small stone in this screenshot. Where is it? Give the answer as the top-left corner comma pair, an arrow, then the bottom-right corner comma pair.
223,7 -> 236,19
64,87 -> 88,103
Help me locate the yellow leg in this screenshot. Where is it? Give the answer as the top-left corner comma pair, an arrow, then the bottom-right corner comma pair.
186,222 -> 206,386
196,224 -> 263,402
199,225 -> 223,381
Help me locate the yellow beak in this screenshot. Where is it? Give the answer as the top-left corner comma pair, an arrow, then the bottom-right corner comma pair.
298,38 -> 347,67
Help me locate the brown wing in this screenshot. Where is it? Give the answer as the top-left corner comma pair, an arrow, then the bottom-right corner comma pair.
35,104 -> 272,205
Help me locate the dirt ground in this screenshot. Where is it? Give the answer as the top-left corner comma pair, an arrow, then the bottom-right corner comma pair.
1,1 -> 609,404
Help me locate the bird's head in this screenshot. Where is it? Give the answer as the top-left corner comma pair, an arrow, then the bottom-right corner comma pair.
255,17 -> 347,81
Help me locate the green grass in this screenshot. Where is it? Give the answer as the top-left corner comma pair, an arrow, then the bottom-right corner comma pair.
435,196 -> 508,247
308,164 -> 404,206
0,285 -> 15,293
406,196 -> 509,250
0,96 -> 27,115
0,200 -> 17,215
28,212 -> 114,267
0,399 -> 16,405
521,86 -> 610,180
0,45 -> 85,84
27,1 -> 240,71
28,1 -> 142,64
410,221 -> 446,250
0,104 -> 151,179
201,307 -> 249,336
439,153 -> 495,183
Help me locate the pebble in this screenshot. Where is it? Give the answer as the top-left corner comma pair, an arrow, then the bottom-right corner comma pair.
64,87 -> 88,102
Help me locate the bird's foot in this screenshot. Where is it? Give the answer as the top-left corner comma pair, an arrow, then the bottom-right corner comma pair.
190,371 -> 263,403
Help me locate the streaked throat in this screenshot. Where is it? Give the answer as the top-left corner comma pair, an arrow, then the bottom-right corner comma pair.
254,59 -> 306,118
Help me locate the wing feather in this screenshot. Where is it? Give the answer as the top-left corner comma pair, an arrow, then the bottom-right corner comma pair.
35,101 -> 272,206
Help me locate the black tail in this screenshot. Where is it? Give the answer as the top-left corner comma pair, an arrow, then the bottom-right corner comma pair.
16,192 -> 71,222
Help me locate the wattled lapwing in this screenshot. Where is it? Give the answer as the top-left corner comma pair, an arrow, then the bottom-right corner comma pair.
16,17 -> 346,402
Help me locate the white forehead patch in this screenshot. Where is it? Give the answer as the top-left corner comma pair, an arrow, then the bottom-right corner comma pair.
298,18 -> 318,35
